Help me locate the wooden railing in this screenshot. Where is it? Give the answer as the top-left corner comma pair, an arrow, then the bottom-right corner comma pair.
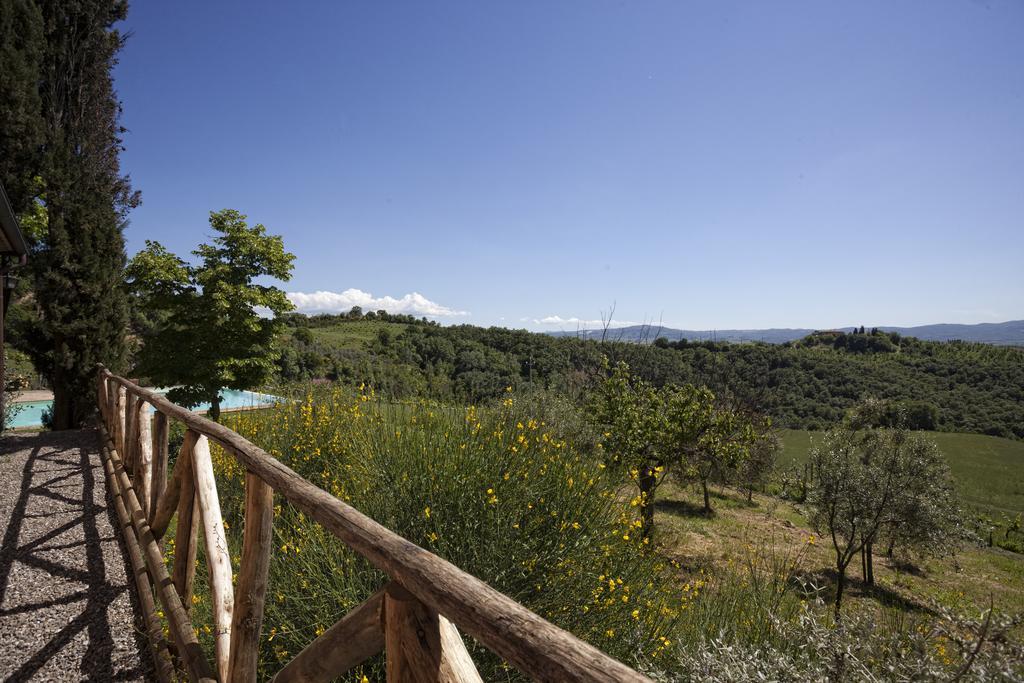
96,367 -> 651,683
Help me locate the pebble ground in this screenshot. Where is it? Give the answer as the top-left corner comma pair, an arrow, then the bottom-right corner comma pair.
0,429 -> 152,682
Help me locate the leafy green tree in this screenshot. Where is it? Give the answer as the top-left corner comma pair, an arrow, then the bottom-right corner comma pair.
663,386 -> 758,514
591,362 -> 764,532
293,326 -> 314,344
591,361 -> 666,539
127,209 -> 294,420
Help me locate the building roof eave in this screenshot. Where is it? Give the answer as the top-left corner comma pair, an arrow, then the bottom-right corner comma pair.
0,183 -> 29,262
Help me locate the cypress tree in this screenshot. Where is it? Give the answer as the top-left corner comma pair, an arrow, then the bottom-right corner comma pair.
11,0 -> 140,428
0,0 -> 44,213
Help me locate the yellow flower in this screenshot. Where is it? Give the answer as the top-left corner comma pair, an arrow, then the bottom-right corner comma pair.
423,506 -> 431,519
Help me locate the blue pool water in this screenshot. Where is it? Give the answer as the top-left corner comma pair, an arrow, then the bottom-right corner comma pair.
7,388 -> 280,429
7,400 -> 52,429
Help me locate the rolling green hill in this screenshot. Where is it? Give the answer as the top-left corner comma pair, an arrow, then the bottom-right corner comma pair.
779,428 -> 1024,517
551,319 -> 1024,346
275,316 -> 1024,441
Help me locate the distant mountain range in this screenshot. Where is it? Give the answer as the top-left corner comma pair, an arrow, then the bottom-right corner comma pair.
548,320 -> 1024,346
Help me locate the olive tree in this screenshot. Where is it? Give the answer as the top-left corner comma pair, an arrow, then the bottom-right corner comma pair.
876,434 -> 964,564
738,426 -> 780,503
807,406 -> 962,618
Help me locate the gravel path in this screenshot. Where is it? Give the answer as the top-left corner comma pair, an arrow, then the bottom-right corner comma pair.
0,429 -> 153,682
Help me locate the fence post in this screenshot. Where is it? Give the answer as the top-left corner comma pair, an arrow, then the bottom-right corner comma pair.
135,401 -> 154,518
107,380 -> 117,441
172,431 -> 201,608
229,472 -> 275,683
123,391 -> 138,469
115,385 -> 127,456
192,434 -> 235,681
383,583 -> 483,683
150,411 -> 169,524
385,584 -> 444,682
97,374 -> 108,424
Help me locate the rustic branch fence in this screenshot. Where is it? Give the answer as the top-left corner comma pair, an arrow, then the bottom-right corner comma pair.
96,367 -> 651,683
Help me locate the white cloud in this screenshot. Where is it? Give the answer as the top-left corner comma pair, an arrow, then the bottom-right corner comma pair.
287,289 -> 468,317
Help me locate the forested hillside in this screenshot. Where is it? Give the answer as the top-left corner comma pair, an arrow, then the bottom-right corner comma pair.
275,313 -> 1024,439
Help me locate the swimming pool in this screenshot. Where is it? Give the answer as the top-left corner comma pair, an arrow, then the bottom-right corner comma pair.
7,400 -> 53,429
6,388 -> 281,429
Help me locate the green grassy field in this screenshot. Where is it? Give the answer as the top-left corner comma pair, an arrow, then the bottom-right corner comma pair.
779,429 -> 1024,517
306,321 -> 408,349
654,480 -> 1024,619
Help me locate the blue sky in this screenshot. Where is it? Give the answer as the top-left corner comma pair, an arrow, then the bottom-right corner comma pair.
114,0 -> 1024,331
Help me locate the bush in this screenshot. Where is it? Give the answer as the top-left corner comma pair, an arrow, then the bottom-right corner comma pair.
1,367 -> 26,431
181,388 -> 683,679
666,600 -> 1024,682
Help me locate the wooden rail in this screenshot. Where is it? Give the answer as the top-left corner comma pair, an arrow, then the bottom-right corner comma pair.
96,367 -> 651,682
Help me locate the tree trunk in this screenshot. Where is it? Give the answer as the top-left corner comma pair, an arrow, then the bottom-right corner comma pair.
861,546 -> 867,582
638,466 -> 656,540
834,561 -> 847,620
51,381 -> 74,430
701,478 -> 712,514
866,542 -> 874,586
209,396 -> 221,422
